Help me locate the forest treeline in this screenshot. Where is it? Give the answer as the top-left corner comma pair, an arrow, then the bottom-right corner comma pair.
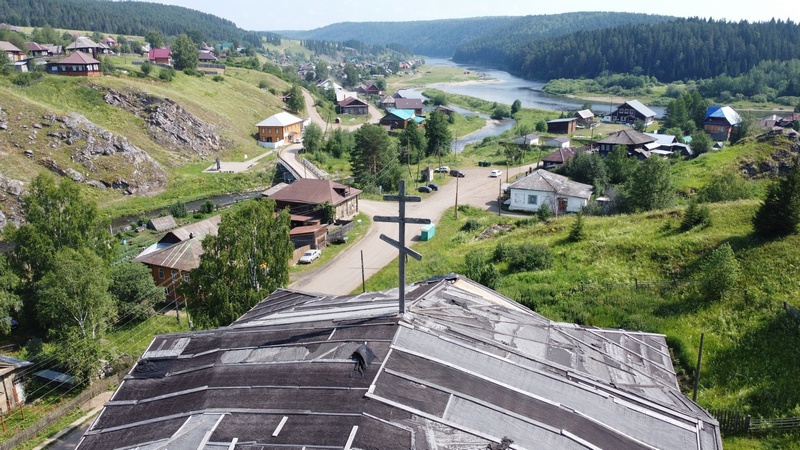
0,0 -> 262,46
302,39 -> 413,58
462,17 -> 800,83
282,13 -> 673,58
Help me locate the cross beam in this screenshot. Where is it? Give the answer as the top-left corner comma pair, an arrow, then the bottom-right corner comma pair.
373,180 -> 431,314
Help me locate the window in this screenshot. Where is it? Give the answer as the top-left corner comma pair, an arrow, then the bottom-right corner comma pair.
267,127 -> 272,133
527,195 -> 538,205
171,270 -> 177,281
158,267 -> 164,279
183,274 -> 190,283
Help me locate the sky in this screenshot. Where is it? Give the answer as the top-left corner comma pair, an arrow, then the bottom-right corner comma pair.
142,0 -> 800,31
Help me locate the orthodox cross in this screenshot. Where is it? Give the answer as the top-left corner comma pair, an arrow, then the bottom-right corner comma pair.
373,180 -> 431,314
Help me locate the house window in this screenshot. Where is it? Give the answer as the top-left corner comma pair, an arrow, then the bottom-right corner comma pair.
267,127 -> 271,133
171,270 -> 177,281
183,274 -> 190,283
158,267 -> 164,279
527,195 -> 538,205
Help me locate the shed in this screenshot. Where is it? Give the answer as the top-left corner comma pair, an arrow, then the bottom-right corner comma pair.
147,215 -> 178,231
547,117 -> 577,134
420,223 -> 435,241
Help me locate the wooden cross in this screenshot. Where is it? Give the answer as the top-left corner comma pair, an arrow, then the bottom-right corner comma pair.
373,180 -> 431,314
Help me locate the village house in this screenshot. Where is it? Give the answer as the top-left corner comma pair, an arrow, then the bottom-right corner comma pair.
76,274 -> 722,450
256,112 -> 304,148
100,36 -> 119,48
508,169 -> 593,214
24,42 -> 48,57
47,51 -> 102,77
379,109 -> 423,130
644,132 -> 694,157
703,105 -> 742,141
392,97 -> 424,115
574,109 -> 595,126
595,129 -> 657,157
263,178 -> 362,226
148,47 -> 172,66
512,133 -> 541,146
541,147 -> 581,169
134,216 -> 221,304
546,117 -> 577,134
0,355 -> 32,414
337,96 -> 369,115
545,136 -> 571,148
608,100 -> 656,126
0,41 -> 24,62
66,36 -> 108,58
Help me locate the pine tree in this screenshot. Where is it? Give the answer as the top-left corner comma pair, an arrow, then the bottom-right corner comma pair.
753,163 -> 800,238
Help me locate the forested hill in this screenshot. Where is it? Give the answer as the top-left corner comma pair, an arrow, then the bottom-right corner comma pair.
452,12 -> 672,64
0,0 -> 261,46
491,17 -> 800,82
279,13 -> 675,57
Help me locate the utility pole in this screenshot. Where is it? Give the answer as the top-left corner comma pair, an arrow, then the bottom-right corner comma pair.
454,175 -> 459,219
693,333 -> 705,402
361,250 -> 366,293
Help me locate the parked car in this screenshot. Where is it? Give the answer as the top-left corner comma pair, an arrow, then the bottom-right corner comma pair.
299,249 -> 321,264
427,183 -> 439,191
434,166 -> 450,173
418,185 -> 432,193
450,169 -> 466,177
490,169 -> 503,178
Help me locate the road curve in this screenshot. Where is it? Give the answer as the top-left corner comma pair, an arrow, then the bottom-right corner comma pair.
302,89 -> 382,133
289,162 -> 541,295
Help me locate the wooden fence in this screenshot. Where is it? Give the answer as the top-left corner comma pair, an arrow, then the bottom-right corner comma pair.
710,409 -> 800,435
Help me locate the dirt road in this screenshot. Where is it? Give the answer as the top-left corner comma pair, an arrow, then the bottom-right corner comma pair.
289,163 -> 540,295
301,89 -> 382,132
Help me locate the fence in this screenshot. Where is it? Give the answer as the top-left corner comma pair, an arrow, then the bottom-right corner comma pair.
327,220 -> 355,245
710,409 -> 800,435
0,370 -> 128,450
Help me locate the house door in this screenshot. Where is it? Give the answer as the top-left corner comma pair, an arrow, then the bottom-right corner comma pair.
557,198 -> 568,213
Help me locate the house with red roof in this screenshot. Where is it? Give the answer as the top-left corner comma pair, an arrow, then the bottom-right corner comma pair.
263,179 -> 362,226
100,36 -> 119,48
24,42 -> 48,57
47,51 -> 101,76
148,47 -> 172,66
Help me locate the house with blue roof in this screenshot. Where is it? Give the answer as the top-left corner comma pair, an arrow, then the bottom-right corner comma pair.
379,109 -> 423,130
704,106 -> 742,141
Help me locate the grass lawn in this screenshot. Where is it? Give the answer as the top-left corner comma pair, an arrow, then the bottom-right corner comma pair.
388,65 -> 486,90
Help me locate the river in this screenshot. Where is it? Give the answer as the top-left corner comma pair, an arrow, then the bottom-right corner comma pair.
420,57 -> 666,118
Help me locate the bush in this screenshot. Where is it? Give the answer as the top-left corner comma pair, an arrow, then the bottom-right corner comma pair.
158,67 -> 175,81
508,243 -> 553,272
169,201 -> 188,218
258,80 -> 269,89
680,198 -> 712,231
537,203 -> 553,221
568,212 -> 586,242
698,243 -> 740,301
140,61 -> 153,76
200,200 -> 216,214
698,172 -> 753,203
183,68 -> 203,77
213,75 -> 225,82
461,218 -> 481,232
492,242 -> 510,262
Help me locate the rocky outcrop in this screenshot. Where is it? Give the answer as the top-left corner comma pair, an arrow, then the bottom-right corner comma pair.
100,86 -> 227,157
36,113 -> 168,195
0,174 -> 24,229
740,136 -> 800,179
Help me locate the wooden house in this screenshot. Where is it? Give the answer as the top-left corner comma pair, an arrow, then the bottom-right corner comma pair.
393,98 -> 424,115
337,97 -> 369,115
379,109 -> 422,130
0,355 -> 32,414
595,129 -> 656,157
541,147 -> 581,169
256,112 -> 304,149
703,106 -> 741,141
264,179 -> 362,225
66,36 -> 108,58
47,51 -> 102,76
148,47 -> 172,66
547,117 -> 577,134
575,109 -> 594,126
24,42 -> 48,57
0,41 -> 23,62
289,224 -> 328,250
609,100 -> 656,126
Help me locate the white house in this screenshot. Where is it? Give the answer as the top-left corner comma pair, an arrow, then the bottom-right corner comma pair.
507,169 -> 593,214
512,133 -> 540,146
545,136 -> 570,148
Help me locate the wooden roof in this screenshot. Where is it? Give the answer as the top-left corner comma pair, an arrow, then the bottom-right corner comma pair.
266,179 -> 362,207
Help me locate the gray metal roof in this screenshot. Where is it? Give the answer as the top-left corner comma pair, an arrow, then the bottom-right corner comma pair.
508,169 -> 593,200
77,275 -> 721,450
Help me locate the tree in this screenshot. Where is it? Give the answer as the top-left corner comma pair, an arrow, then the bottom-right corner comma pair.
0,255 -> 21,336
753,163 -> 800,238
170,201 -> 188,218
492,105 -> 511,120
424,110 -> 452,157
325,128 -> 354,159
37,248 -> 115,340
284,84 -> 304,114
511,99 -> 522,115
690,130 -> 713,155
342,63 -> 359,88
564,152 -> 607,188
535,119 -> 547,132
400,120 -> 426,165
698,172 -> 752,203
144,30 -> 164,49
623,157 -> 674,212
314,60 -> 329,80
0,51 -> 10,76
8,175 -> 114,288
200,200 -> 216,214
351,124 -> 401,191
605,145 -> 635,184
680,198 -> 712,231
140,60 -> 154,76
729,114 -> 753,145
463,250 -> 500,289
698,243 -> 740,301
568,212 -> 586,242
110,262 -> 165,323
184,199 -> 293,329
171,34 -> 198,71
302,123 -> 324,155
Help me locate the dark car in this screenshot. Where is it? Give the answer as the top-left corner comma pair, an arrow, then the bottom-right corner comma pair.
450,170 -> 466,177
427,183 -> 439,191
418,186 -> 432,193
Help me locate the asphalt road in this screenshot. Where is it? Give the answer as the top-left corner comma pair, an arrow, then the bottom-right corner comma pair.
289,163 -> 539,295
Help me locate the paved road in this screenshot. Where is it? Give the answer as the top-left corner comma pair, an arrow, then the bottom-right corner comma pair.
289,163 -> 540,295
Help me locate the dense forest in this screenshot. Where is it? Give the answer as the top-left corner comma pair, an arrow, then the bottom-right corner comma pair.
0,0 -> 261,46
280,13 -> 675,58
489,18 -> 800,83
302,39 -> 413,58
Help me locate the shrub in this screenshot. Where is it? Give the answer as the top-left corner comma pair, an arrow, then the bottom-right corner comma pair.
508,243 -> 553,272
169,201 -> 188,218
258,80 -> 269,89
158,67 -> 175,81
537,203 -> 553,221
753,163 -> 800,238
140,61 -> 153,76
183,68 -> 203,77
698,172 -> 753,203
213,75 -> 225,82
568,212 -> 586,242
461,218 -> 481,232
698,243 -> 740,301
680,198 -> 712,231
492,242 -> 510,262
200,200 -> 216,214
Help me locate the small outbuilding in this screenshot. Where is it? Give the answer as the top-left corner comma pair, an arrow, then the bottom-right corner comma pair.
547,117 -> 577,134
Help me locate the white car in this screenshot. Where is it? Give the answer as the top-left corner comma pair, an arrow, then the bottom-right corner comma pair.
434,166 -> 450,173
299,249 -> 321,264
490,169 -> 503,178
